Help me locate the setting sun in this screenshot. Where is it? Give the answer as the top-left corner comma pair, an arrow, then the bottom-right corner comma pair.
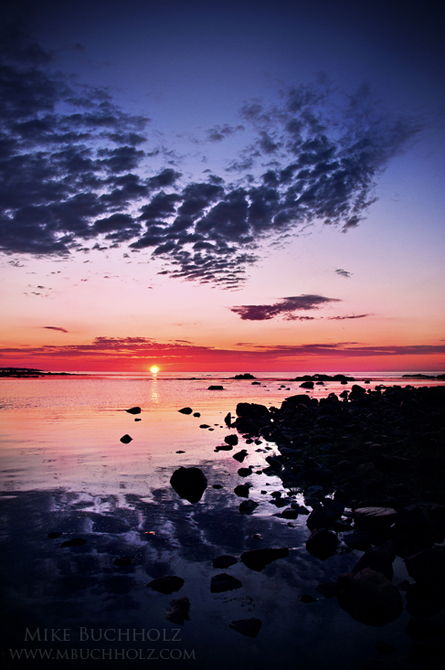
150,366 -> 159,374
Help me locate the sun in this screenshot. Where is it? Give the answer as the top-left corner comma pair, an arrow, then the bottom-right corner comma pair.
150,365 -> 159,374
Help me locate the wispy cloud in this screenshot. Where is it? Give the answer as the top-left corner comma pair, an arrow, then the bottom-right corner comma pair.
43,326 -> 68,333
335,268 -> 352,278
0,26 -> 422,287
230,294 -> 340,320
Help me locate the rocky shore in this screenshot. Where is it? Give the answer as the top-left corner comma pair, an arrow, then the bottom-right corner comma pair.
231,384 -> 445,665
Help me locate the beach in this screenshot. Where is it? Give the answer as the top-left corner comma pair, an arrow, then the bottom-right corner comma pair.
1,372 -> 445,669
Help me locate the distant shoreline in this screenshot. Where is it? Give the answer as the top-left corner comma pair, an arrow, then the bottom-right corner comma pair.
0,368 -> 77,378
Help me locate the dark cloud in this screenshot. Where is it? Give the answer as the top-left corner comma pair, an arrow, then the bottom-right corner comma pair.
43,326 -> 68,333
336,268 -> 352,278
0,26 -> 422,286
328,314 -> 370,320
230,294 -> 340,320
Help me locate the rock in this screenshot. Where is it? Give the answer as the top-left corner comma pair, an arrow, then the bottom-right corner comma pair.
353,507 -> 397,532
148,576 -> 185,594
300,381 -> 314,389
113,556 -> 132,567
215,444 -> 233,452
212,484 -> 223,489
178,407 -> 193,415
170,467 -> 207,503
234,484 -> 250,497
233,449 -> 248,463
212,555 -> 237,569
60,538 -> 87,548
336,568 -> 403,626
224,412 -> 232,426
228,618 -> 262,637
306,529 -> 339,560
237,467 -> 252,477
393,504 -> 432,535
239,500 -> 258,514
240,548 -> 289,572
349,385 -> 366,400
224,434 -> 238,446
233,373 -> 256,379
166,596 -> 190,625
120,434 -> 133,444
306,500 -> 344,530
208,385 -> 224,390
199,424 -> 210,429
352,547 -> 395,581
405,546 -> 445,584
343,531 -> 374,551
126,406 -> 141,414
193,412 -> 201,417
280,508 -> 299,519
48,532 -> 61,539
210,573 -> 243,593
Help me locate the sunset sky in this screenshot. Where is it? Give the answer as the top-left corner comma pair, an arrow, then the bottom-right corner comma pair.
1,0 -> 444,372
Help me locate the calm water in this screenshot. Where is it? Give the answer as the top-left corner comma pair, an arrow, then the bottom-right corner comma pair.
1,372 -> 443,669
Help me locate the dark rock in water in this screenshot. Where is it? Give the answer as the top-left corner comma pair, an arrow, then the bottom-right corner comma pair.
147,576 -> 184,594
352,547 -> 395,582
170,467 -> 207,503
134,418 -> 141,421
224,434 -> 238,446
235,403 -> 270,433
280,508 -> 299,519
193,412 -> 201,418
60,538 -> 87,548
48,532 -> 62,539
234,484 -> 250,498
176,450 -> 185,453
210,573 -> 243,593
166,596 -> 190,625
178,407 -> 193,415
113,556 -> 132,567
224,412 -> 232,426
349,385 -> 366,400
336,568 -> 403,626
229,618 -> 262,637
240,548 -> 289,572
233,373 -> 256,379
237,467 -> 252,477
239,500 -> 258,514
215,444 -> 233,452
343,531 -> 374,551
300,381 -> 314,389
212,555 -> 238,569
233,449 -> 248,463
208,385 -> 224,390
307,500 -> 344,530
353,507 -> 397,532
300,594 -> 318,603
405,546 -> 445,584
126,406 -> 141,414
212,484 -> 223,489
306,529 -> 339,560
120,434 -> 133,444
199,424 -> 211,429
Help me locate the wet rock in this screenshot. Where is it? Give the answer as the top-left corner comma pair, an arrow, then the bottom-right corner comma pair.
306,500 -> 344,531
193,412 -> 201,417
215,444 -> 233,452
212,555 -> 237,569
113,556 -> 132,567
178,407 -> 193,415
60,538 -> 87,548
234,484 -> 251,497
280,508 -> 299,519
349,385 -> 366,400
210,573 -> 243,593
306,529 -> 339,560
233,449 -> 248,463
353,507 -> 397,532
405,546 -> 445,584
120,434 -> 133,444
212,484 -> 223,489
126,406 -> 141,414
148,576 -> 185,594
224,434 -> 238,446
224,412 -> 232,426
48,532 -> 62,539
300,381 -> 314,389
237,467 -> 252,477
239,500 -> 258,514
234,373 -> 256,379
134,418 -> 141,421
240,548 -> 289,572
170,467 -> 207,503
199,424 -> 211,429
352,547 -> 395,581
234,402 -> 271,434
166,596 -> 190,625
229,618 -> 262,637
336,568 -> 403,626
208,385 -> 224,390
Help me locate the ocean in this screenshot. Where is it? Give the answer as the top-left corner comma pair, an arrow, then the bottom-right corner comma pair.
1,371 -> 444,669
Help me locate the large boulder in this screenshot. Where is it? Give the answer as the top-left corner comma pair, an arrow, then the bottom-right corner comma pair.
336,568 -> 403,626
170,467 -> 207,503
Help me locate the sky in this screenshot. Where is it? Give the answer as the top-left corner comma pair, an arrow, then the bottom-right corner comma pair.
0,0 -> 444,372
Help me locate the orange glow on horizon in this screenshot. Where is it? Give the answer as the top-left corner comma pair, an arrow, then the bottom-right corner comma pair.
150,365 -> 160,373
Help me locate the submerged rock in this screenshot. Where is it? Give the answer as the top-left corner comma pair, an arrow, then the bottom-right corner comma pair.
210,573 -> 243,593
240,548 -> 289,572
336,568 -> 403,626
170,467 -> 207,503
166,596 -> 190,625
147,576 -> 184,594
229,618 -> 262,637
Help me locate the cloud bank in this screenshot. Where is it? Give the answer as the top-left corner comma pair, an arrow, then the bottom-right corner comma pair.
230,294 -> 340,320
0,26 -> 421,287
